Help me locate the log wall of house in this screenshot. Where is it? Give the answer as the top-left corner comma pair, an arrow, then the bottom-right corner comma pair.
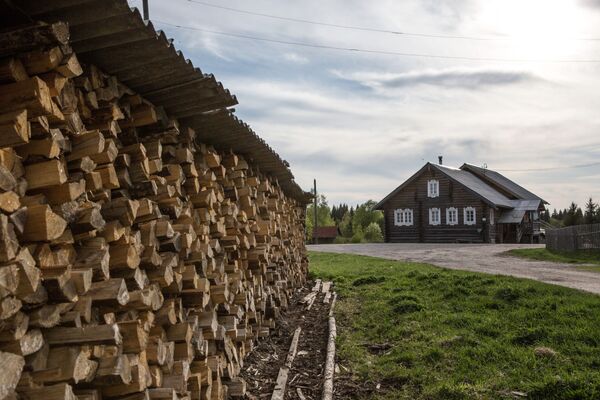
0,21 -> 308,400
383,166 -> 497,243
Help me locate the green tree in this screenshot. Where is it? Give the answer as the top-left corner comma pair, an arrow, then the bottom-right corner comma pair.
364,222 -> 384,242
339,211 -> 353,238
584,197 -> 598,224
352,200 -> 383,234
563,202 -> 583,226
351,225 -> 364,243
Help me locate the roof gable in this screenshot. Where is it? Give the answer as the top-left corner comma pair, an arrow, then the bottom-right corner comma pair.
374,163 -> 431,209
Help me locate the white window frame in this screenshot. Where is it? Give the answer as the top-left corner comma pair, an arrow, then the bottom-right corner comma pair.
394,209 -> 414,226
403,209 -> 413,226
446,207 -> 458,225
427,180 -> 439,198
490,209 -> 495,225
394,209 -> 402,226
429,208 -> 441,225
464,207 -> 476,226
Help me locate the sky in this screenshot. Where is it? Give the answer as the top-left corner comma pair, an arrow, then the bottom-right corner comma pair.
128,0 -> 600,210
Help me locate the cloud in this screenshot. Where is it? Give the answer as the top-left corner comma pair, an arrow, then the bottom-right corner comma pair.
283,53 -> 309,64
334,68 -> 540,91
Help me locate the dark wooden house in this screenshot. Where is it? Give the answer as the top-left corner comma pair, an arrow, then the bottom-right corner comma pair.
375,162 -> 547,243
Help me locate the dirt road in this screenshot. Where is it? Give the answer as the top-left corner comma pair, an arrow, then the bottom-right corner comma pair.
308,243 -> 600,295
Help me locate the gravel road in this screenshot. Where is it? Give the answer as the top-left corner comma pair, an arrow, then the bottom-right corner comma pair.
308,243 -> 600,295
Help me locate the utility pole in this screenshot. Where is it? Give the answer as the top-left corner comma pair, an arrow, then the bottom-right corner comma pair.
313,179 -> 318,245
142,0 -> 149,21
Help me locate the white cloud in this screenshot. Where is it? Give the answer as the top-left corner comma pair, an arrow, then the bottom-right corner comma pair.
283,52 -> 309,64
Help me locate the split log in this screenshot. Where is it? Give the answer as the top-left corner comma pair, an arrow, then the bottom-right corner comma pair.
24,159 -> 68,190
0,351 -> 24,399
22,204 -> 67,241
0,77 -> 53,118
0,110 -> 29,147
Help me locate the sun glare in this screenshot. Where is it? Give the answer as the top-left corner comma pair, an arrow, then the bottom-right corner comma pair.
478,0 -> 588,59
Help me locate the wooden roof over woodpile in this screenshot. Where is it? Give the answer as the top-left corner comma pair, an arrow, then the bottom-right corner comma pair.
0,0 -> 311,203
185,109 -> 309,203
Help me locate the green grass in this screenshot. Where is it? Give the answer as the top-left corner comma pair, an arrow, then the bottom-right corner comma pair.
309,252 -> 600,400
507,248 -> 600,272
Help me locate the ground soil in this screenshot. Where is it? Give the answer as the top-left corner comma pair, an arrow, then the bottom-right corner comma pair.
241,283 -> 331,399
308,243 -> 600,294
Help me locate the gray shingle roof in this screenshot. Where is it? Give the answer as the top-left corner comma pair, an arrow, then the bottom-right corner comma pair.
461,163 -> 547,204
432,165 -> 514,208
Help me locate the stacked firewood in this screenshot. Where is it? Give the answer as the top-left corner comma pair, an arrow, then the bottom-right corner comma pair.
0,22 -> 308,400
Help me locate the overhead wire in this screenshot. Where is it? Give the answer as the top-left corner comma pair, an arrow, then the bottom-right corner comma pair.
496,161 -> 600,172
181,0 -> 600,42
153,20 -> 600,63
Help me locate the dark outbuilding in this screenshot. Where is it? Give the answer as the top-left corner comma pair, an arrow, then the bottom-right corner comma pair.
312,226 -> 341,244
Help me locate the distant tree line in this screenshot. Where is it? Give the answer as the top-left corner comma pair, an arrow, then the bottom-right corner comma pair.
305,196 -> 384,243
545,197 -> 600,227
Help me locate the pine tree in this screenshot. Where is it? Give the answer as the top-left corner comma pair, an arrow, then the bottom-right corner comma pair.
564,202 -> 583,226
584,197 -> 598,224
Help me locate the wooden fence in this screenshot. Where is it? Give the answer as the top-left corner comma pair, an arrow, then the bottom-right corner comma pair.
546,223 -> 600,252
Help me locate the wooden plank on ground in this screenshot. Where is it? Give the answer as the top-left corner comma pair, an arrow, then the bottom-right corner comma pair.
271,327 -> 302,400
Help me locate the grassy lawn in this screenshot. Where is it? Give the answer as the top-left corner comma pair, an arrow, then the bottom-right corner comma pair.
309,252 -> 600,400
507,248 -> 600,272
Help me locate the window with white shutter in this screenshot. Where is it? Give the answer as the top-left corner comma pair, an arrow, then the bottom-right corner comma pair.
404,209 -> 413,226
429,208 -> 441,225
394,209 -> 414,226
446,207 -> 458,225
394,209 -> 402,226
490,209 -> 495,225
427,180 -> 439,198
464,207 -> 476,225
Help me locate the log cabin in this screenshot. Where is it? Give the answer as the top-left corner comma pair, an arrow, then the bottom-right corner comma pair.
375,160 -> 547,243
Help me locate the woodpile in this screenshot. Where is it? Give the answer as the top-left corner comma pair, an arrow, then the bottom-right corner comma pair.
0,22 -> 308,400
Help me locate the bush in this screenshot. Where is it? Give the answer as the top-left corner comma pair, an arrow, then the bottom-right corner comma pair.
351,226 -> 364,243
364,222 -> 384,242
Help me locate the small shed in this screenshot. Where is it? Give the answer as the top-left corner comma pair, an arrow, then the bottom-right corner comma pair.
312,226 -> 341,244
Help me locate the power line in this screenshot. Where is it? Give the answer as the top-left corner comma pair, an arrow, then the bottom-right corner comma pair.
153,20 -> 600,63
182,0 -> 493,40
496,161 -> 600,172
181,0 -> 600,42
